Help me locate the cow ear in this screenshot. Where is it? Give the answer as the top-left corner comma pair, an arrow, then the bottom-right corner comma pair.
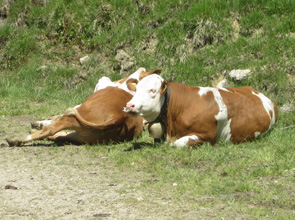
150,68 -> 162,75
126,78 -> 138,92
139,68 -> 162,80
160,80 -> 168,94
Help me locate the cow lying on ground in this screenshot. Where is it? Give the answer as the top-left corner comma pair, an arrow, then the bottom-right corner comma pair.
7,68 -> 161,147
124,74 -> 278,147
31,67 -> 150,129
29,67 -> 148,130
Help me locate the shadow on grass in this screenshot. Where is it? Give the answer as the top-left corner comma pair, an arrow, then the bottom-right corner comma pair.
124,142 -> 155,151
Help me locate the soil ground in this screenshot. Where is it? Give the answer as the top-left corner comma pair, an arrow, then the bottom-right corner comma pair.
0,115 -> 208,220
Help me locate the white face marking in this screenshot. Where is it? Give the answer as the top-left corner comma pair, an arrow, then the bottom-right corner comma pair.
252,91 -> 276,130
118,67 -> 146,95
172,135 -> 199,148
126,74 -> 165,122
93,68 -> 146,94
199,87 -> 232,142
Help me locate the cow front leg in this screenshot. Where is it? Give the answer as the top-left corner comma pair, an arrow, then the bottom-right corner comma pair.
172,135 -> 203,148
7,115 -> 79,147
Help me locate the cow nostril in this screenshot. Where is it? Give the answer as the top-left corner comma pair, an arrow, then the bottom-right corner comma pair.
127,103 -> 135,109
124,103 -> 136,113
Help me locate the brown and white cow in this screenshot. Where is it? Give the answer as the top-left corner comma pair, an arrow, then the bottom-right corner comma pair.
31,67 -> 154,129
6,69 -> 161,147
125,74 -> 278,147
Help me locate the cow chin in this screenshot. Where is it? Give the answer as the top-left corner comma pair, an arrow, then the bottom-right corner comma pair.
127,111 -> 140,117
137,111 -> 159,123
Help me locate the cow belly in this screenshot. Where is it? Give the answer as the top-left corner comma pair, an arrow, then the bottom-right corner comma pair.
75,127 -> 129,144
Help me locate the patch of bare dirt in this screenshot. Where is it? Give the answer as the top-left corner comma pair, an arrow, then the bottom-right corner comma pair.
0,115 -> 208,220
0,115 -> 34,147
2,115 -> 274,219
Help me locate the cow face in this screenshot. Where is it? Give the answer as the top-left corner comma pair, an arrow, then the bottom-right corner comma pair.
125,74 -> 167,122
120,68 -> 162,95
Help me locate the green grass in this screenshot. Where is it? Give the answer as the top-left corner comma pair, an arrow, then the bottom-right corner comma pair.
1,0 -> 295,218
1,0 -> 294,115
82,124 -> 295,218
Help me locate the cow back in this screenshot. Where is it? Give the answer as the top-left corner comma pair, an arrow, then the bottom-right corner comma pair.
76,87 -> 142,134
165,83 -> 277,144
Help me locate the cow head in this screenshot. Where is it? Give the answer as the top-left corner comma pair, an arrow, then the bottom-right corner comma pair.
125,74 -> 168,122
121,68 -> 162,95
94,68 -> 162,95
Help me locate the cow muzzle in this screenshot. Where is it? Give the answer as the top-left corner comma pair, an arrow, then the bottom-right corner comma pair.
123,103 -> 136,113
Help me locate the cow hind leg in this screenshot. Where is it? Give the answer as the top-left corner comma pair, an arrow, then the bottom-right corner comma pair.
7,115 -> 80,147
31,119 -> 53,130
172,135 -> 203,148
47,131 -> 83,145
31,115 -> 61,130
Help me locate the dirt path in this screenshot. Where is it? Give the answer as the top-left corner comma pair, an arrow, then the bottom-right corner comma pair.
0,115 -> 204,220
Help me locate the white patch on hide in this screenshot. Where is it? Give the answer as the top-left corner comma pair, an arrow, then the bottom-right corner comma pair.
25,135 -> 32,141
93,68 -> 146,95
35,119 -> 52,128
172,135 -> 199,148
252,91 -> 276,130
198,87 -> 232,142
94,76 -> 117,92
74,104 -> 81,109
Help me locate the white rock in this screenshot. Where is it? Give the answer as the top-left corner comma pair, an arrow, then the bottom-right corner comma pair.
229,69 -> 251,81
280,103 -> 295,113
80,55 -> 90,65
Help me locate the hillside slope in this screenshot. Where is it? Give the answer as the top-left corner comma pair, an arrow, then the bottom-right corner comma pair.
0,0 -> 295,117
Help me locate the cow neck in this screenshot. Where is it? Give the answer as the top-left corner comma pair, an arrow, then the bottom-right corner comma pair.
151,84 -> 171,125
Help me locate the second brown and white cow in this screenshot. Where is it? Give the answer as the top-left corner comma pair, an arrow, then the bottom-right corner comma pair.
6,69 -> 161,147
125,74 -> 278,147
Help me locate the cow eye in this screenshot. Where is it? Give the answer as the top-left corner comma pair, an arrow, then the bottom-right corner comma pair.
149,89 -> 156,94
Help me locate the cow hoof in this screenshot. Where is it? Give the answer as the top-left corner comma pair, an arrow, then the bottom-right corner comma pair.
31,122 -> 42,130
30,129 -> 38,134
6,138 -> 22,147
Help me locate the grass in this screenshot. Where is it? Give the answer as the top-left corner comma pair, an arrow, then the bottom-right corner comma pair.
1,0 -> 294,114
82,125 -> 295,218
1,0 -> 295,218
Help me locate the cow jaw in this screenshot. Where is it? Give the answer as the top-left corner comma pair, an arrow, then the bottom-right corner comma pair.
125,74 -> 165,122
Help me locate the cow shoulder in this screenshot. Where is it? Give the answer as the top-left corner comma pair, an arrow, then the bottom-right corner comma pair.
76,87 -> 131,127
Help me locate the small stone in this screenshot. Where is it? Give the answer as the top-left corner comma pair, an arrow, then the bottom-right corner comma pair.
5,185 -> 18,190
79,55 -> 90,65
229,69 -> 251,81
280,103 -> 295,113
